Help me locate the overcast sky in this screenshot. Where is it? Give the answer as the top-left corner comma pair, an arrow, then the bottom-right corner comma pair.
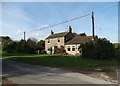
1,2 -> 118,43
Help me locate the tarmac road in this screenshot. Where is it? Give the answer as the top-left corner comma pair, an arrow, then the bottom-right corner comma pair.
2,59 -> 117,85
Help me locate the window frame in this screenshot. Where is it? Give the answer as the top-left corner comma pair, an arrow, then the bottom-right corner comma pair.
67,46 -> 71,51
80,50 -> 82,53
58,38 -> 60,43
48,39 -> 50,43
72,46 -> 75,51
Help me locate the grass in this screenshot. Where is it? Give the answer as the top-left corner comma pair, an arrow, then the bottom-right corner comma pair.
4,54 -> 118,68
3,53 -> 118,81
2,52 -> 35,58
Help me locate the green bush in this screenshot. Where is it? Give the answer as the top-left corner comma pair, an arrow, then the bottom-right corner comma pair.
81,38 -> 116,60
2,36 -> 45,54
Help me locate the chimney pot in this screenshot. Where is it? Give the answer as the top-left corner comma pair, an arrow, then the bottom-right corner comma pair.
51,30 -> 54,35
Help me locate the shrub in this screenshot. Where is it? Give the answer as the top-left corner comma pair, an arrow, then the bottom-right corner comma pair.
80,38 -> 116,60
54,45 -> 66,55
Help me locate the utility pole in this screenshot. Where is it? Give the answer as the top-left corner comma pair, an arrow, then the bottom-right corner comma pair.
24,31 -> 25,41
92,12 -> 95,41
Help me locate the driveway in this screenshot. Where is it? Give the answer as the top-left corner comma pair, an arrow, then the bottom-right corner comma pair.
2,59 -> 116,84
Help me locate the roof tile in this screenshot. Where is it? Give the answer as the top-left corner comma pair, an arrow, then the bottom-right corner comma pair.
65,36 -> 93,44
46,32 -> 68,39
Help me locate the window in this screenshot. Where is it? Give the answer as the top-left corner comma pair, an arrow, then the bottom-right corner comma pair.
48,48 -> 50,51
78,46 -> 80,50
67,46 -> 71,51
48,47 -> 51,51
72,46 -> 75,51
48,39 -> 50,43
58,38 -> 60,42
80,50 -> 82,53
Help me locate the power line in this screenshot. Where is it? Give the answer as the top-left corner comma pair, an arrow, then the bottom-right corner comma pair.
94,3 -> 118,32
27,14 -> 90,32
27,4 -> 117,33
94,4 -> 118,12
12,32 -> 24,40
12,3 -> 118,40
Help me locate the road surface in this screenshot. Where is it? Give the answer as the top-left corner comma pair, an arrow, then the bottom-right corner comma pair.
2,59 -> 116,84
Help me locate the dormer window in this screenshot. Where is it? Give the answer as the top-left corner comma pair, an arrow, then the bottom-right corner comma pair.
48,39 -> 50,43
58,38 -> 60,42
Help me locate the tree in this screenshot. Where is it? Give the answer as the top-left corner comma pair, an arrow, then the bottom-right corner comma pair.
81,38 -> 115,60
96,38 -> 115,60
113,43 -> 120,60
25,38 -> 36,53
1,36 -> 17,53
1,36 -> 45,54
6,41 -> 18,53
80,41 -> 95,58
16,39 -> 26,53
35,40 -> 45,53
1,36 -> 12,51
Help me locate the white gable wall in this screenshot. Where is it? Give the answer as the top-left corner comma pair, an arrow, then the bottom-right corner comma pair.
65,44 -> 81,55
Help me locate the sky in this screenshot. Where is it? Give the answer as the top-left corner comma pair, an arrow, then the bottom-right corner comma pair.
2,0 -> 120,2
1,2 -> 118,43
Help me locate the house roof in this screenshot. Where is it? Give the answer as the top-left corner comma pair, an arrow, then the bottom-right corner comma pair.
65,36 -> 93,45
45,32 -> 68,39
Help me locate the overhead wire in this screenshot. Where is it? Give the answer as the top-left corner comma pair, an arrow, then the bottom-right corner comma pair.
94,3 -> 118,32
94,3 -> 118,12
11,3 -> 118,39
27,3 -> 118,33
27,14 -> 90,32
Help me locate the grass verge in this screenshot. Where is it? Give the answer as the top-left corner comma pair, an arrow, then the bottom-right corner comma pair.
4,54 -> 117,68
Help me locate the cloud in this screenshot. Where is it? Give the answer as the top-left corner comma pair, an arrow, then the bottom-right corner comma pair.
2,2 -> 118,43
2,3 -> 37,40
3,4 -> 36,24
24,24 -> 67,41
24,24 -> 49,40
16,30 -> 24,35
36,24 -> 49,30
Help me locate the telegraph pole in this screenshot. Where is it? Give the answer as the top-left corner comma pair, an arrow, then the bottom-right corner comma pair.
92,12 -> 95,41
24,31 -> 25,41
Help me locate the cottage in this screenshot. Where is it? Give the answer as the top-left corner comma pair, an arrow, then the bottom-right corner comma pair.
45,25 -> 95,55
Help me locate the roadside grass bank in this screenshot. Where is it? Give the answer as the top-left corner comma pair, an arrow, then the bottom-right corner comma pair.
2,52 -> 35,58
4,54 -> 117,68
0,49 -> 2,58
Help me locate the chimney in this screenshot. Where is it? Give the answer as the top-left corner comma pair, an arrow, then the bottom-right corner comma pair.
51,30 -> 54,35
68,25 -> 72,33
